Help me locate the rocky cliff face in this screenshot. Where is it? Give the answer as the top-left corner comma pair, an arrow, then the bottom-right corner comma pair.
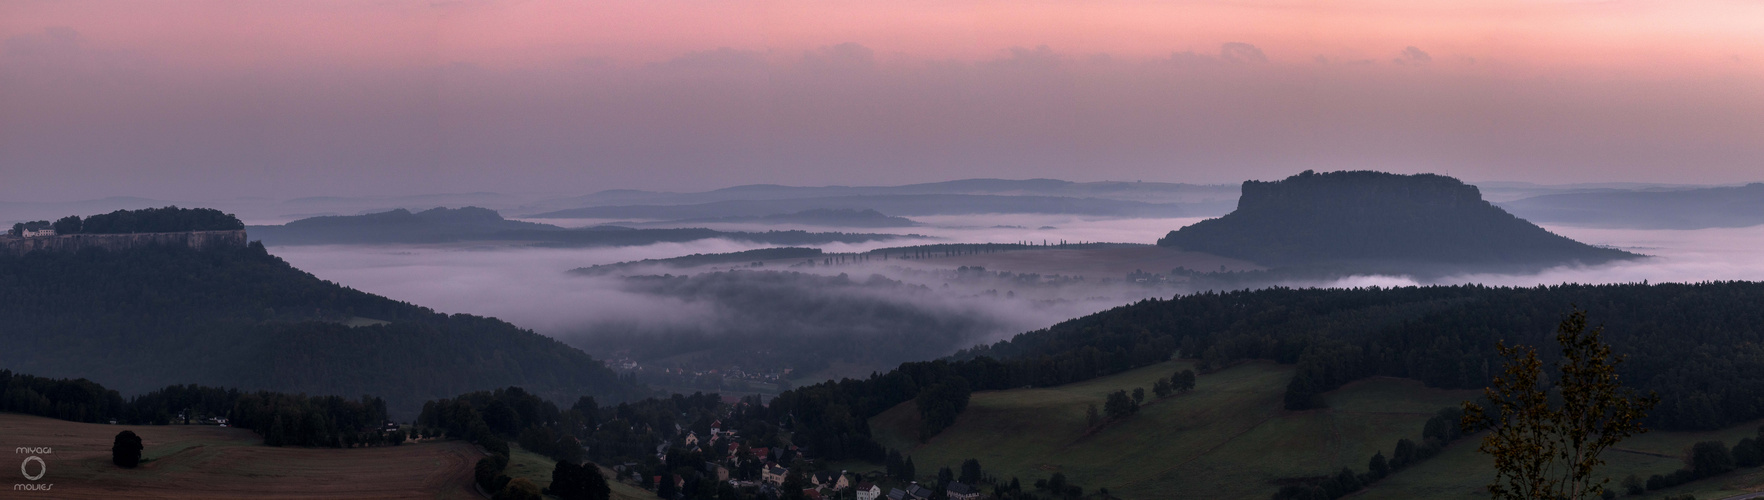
1234,170 -> 1485,216
1157,170 -> 1639,271
0,230 -> 248,257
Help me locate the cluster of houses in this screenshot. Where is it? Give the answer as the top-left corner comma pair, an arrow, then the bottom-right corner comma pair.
606,350 -> 796,389
851,481 -> 981,500
5,221 -> 55,238
632,420 -> 983,500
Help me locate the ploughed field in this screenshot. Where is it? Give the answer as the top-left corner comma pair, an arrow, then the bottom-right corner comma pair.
0,412 -> 482,499
870,361 -> 1764,500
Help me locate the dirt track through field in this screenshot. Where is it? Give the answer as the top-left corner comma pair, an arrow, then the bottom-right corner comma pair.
0,412 -> 481,499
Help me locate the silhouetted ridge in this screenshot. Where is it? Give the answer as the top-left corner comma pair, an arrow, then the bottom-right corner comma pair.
0,240 -> 644,417
1156,170 -> 1639,270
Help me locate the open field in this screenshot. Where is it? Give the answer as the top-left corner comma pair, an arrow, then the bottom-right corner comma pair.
1360,419 -> 1764,500
872,361 -> 1764,500
0,412 -> 482,499
504,443 -> 653,500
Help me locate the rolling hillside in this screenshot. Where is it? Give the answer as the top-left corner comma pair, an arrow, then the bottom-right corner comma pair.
0,241 -> 644,416
872,361 -> 1764,500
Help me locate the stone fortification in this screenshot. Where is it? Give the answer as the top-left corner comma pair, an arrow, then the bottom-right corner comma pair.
0,230 -> 248,257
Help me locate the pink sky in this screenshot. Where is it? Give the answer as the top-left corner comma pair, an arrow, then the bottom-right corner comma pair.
8,0 -> 1758,71
2,0 -> 1762,199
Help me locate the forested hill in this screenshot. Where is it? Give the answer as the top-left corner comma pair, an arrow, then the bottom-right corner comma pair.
1157,170 -> 1638,272
769,281 -> 1764,461
958,282 -> 1764,430
0,242 -> 644,417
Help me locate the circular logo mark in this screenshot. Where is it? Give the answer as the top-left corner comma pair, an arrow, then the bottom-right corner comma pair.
21,456 -> 46,481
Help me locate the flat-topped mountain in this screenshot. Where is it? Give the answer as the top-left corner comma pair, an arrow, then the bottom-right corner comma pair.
1157,170 -> 1640,271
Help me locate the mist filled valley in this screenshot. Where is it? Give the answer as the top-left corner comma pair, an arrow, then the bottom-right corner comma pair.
10,173 -> 1764,500
8,2 -> 1764,497
259,202 -> 1764,395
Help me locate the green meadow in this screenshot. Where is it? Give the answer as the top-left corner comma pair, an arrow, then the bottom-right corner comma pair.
871,360 -> 1764,500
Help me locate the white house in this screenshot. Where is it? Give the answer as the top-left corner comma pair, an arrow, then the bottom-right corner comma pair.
855,482 -> 883,500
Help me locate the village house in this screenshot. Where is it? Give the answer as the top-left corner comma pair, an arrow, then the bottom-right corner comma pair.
762,465 -> 789,486
906,483 -> 935,500
946,481 -> 981,500
704,462 -> 730,481
855,482 -> 883,500
811,470 -> 851,491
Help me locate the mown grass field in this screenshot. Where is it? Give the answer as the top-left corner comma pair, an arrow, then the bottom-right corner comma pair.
871,360 -> 1764,500
1359,420 -> 1764,500
0,412 -> 481,499
505,443 -> 652,500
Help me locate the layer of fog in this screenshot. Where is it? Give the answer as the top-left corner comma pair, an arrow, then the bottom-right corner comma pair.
516,214 -> 1211,246
271,217 -> 1764,381
1311,224 -> 1764,288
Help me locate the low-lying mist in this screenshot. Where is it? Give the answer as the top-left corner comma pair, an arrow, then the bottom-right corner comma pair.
270,216 -> 1764,387
1315,224 -> 1764,288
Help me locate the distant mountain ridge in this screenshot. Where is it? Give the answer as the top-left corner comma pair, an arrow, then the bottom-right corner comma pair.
250,207 -> 916,246
549,178 -> 1240,207
1157,170 -> 1640,272
657,208 -> 918,228
529,194 -> 1219,220
250,206 -> 562,244
1500,183 -> 1764,229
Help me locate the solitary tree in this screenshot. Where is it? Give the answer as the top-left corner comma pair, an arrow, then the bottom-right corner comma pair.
552,461 -> 612,500
959,458 -> 983,484
495,478 -> 543,500
1461,310 -> 1660,500
1104,390 -> 1138,420
112,430 -> 144,468
1172,370 -> 1197,393
1368,451 -> 1390,480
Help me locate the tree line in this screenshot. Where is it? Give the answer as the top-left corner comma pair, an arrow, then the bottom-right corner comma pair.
1,370 -> 408,448
42,206 -> 246,235
1273,408 -> 1469,500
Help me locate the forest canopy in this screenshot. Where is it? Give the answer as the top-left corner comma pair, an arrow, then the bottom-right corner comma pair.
48,206 -> 246,234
